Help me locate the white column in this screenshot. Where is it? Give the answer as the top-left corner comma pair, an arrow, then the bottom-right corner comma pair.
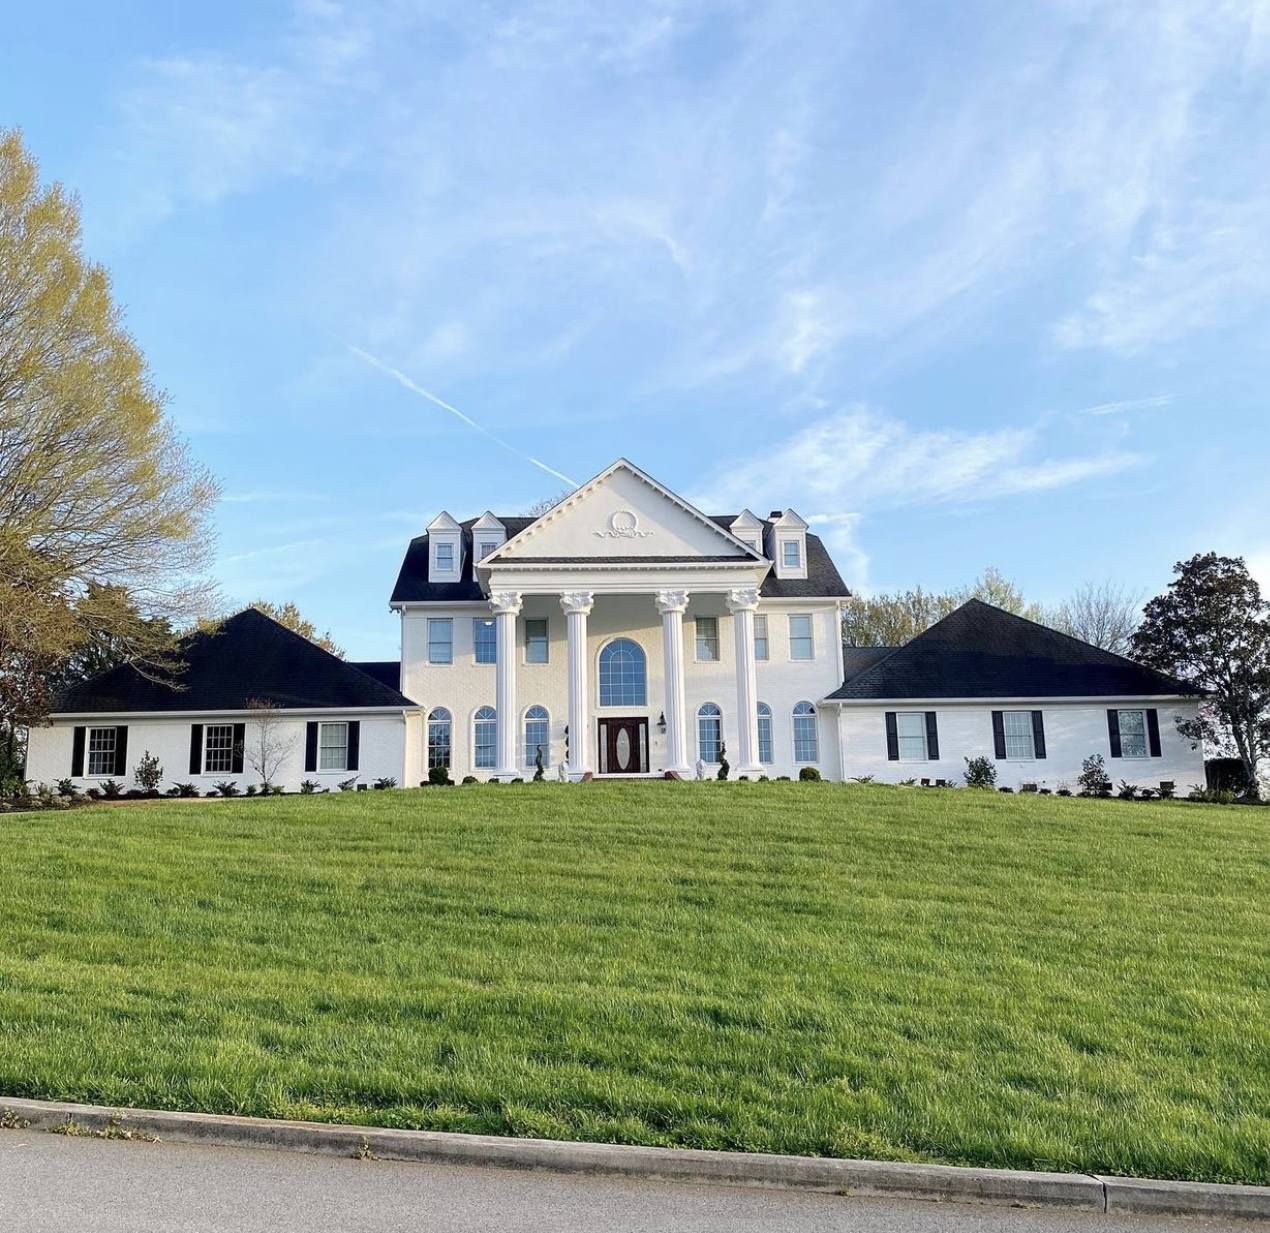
490,591 -> 522,778
727,588 -> 763,776
560,592 -> 594,778
655,590 -> 691,776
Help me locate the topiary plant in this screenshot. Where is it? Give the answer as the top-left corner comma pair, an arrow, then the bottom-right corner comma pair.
428,764 -> 452,786
716,743 -> 729,781
533,745 -> 545,782
798,766 -> 822,781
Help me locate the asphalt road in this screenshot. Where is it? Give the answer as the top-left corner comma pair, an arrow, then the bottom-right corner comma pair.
2,1131 -> 1267,1233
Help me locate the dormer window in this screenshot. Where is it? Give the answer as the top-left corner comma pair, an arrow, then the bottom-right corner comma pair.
768,509 -> 808,581
470,511 -> 507,564
782,541 -> 801,569
436,543 -> 454,571
426,511 -> 463,578
478,541 -> 498,561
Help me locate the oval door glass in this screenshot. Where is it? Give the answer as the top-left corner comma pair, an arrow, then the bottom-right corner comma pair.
615,727 -> 632,770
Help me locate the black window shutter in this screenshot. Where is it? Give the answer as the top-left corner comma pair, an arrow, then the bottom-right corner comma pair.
346,721 -> 360,771
113,727 -> 129,778
189,725 -> 204,775
924,712 -> 939,760
231,723 -> 246,774
71,727 -> 86,777
885,712 -> 899,761
1031,711 -> 1046,759
304,722 -> 319,773
1147,709 -> 1162,758
1107,709 -> 1122,758
991,711 -> 1006,760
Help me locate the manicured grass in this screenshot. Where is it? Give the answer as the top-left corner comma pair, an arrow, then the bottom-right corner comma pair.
1,782 -> 1268,1182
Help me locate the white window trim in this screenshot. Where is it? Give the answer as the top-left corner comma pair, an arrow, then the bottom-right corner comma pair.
318,720 -> 350,772
753,614 -> 769,662
427,617 -> 454,665
792,704 -> 818,764
524,618 -> 550,665
1001,710 -> 1036,761
86,726 -> 118,778
203,723 -> 236,775
473,706 -> 498,770
788,613 -> 814,661
895,712 -> 929,762
695,615 -> 720,663
473,617 -> 497,665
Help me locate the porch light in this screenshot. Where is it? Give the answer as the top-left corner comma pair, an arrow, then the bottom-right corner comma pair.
656,712 -> 666,734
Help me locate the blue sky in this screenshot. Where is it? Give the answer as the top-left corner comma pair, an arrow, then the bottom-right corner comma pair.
5,0 -> 1270,659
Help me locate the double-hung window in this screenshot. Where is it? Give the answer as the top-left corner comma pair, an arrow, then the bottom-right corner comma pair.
896,712 -> 928,761
204,724 -> 236,774
435,543 -> 454,571
474,707 -> 497,769
757,702 -> 773,764
782,541 -> 801,569
87,727 -> 117,777
698,703 -> 723,762
427,618 -> 453,664
753,615 -> 769,661
525,618 -> 549,664
473,618 -> 496,664
1117,709 -> 1149,758
792,702 -> 818,762
524,706 -> 549,767
1002,711 -> 1035,760
789,614 -> 813,660
477,541 -> 498,561
696,616 -> 719,661
319,722 -> 349,771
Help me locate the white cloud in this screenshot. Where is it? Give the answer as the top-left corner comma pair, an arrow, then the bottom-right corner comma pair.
1078,396 -> 1172,416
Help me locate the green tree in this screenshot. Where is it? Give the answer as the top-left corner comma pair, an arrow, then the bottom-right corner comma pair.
0,129 -> 218,733
248,601 -> 344,658
842,567 -> 1044,647
1131,553 -> 1270,798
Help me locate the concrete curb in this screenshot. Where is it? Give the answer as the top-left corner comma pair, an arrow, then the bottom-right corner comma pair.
3,1097 -> 1269,1220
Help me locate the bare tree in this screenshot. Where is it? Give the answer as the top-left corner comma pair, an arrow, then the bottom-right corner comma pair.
1048,582 -> 1143,656
244,698 -> 297,790
524,489 -> 573,517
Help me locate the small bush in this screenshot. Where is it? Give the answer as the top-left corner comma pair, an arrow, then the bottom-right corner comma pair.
373,777 -> 397,790
100,779 -> 123,799
55,778 -> 78,798
212,780 -> 239,798
1159,781 -> 1176,800
963,756 -> 997,790
428,765 -> 451,787
533,746 -> 545,782
245,784 -> 259,797
775,776 -> 791,781
509,777 -> 524,784
85,787 -> 102,800
998,786 -> 1014,793
737,775 -> 749,781
1056,788 -> 1072,797
849,775 -> 875,784
170,782 -> 199,798
1078,754 -> 1112,797
337,777 -> 358,792
758,775 -> 770,782
1117,780 -> 1138,800
299,780 -> 319,794
461,775 -> 478,785
133,751 -> 163,794
717,744 -> 730,781
799,766 -> 822,782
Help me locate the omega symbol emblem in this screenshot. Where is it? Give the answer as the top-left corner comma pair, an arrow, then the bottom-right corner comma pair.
596,510 -> 653,539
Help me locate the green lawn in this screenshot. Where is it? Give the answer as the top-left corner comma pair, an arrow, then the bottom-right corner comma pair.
1,782 -> 1268,1182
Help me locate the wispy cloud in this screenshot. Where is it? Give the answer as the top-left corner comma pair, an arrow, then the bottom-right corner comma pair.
1077,396 -> 1172,416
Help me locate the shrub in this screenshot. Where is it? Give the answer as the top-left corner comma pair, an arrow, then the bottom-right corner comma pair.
799,766 -> 822,782
776,776 -> 791,781
717,744 -> 730,781
428,764 -> 451,787
533,746 -> 545,783
1117,780 -> 1138,800
461,775 -> 478,785
245,784 -> 258,797
85,787 -> 102,800
1159,781 -> 1176,800
737,775 -> 749,781
758,775 -> 770,782
373,777 -> 397,790
1078,754 -> 1112,797
169,782 -> 199,798
998,786 -> 1014,793
211,780 -> 239,798
849,775 -> 875,784
55,778 -> 77,798
509,777 -> 524,784
963,756 -> 997,790
337,777 -> 358,792
1056,788 -> 1072,797
133,751 -> 163,793
299,780 -> 319,794
100,779 -> 123,799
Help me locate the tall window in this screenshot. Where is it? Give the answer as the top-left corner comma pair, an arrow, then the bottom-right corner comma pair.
524,705 -> 549,767
474,706 -> 497,769
757,702 -> 773,764
319,722 -> 350,771
782,540 -> 801,568
1002,711 -> 1035,760
698,703 -> 722,763
789,614 -> 813,660
204,723 -> 236,774
473,618 -> 497,664
695,616 -> 719,661
599,639 -> 647,706
753,615 -> 769,661
525,618 -> 549,664
1117,709 -> 1148,758
427,618 -> 453,664
896,712 -> 928,761
87,727 -> 117,776
427,708 -> 452,769
435,543 -> 454,571
792,701 -> 818,762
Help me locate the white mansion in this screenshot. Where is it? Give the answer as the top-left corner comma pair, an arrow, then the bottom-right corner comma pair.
27,459 -> 1205,792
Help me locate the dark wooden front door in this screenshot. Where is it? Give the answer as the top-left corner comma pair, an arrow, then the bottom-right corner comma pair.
598,718 -> 648,774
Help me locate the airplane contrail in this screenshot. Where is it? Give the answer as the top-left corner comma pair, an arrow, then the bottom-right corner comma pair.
347,345 -> 578,488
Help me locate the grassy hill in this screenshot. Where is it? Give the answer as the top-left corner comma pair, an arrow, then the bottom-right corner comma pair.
1,782 -> 1267,1183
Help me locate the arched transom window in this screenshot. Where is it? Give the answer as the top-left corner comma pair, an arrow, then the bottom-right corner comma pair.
474,706 -> 497,769
599,638 -> 647,707
427,707 -> 452,770
698,702 -> 722,763
792,701 -> 818,763
524,705 -> 549,768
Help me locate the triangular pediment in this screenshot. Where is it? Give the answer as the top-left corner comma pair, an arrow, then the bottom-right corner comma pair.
489,460 -> 759,563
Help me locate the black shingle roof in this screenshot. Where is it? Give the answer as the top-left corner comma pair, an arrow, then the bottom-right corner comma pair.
826,600 -> 1198,701
349,660 -> 403,693
54,609 -> 416,714
390,515 -> 849,602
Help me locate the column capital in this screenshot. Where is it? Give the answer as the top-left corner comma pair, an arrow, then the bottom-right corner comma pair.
489,590 -> 523,616
559,591 -> 595,616
725,587 -> 761,613
654,589 -> 690,615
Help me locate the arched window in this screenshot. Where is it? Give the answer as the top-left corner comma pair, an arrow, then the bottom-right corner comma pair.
474,706 -> 497,769
793,701 -> 818,763
698,702 -> 722,763
757,702 -> 773,764
427,707 -> 452,770
599,638 -> 647,706
524,705 -> 549,768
